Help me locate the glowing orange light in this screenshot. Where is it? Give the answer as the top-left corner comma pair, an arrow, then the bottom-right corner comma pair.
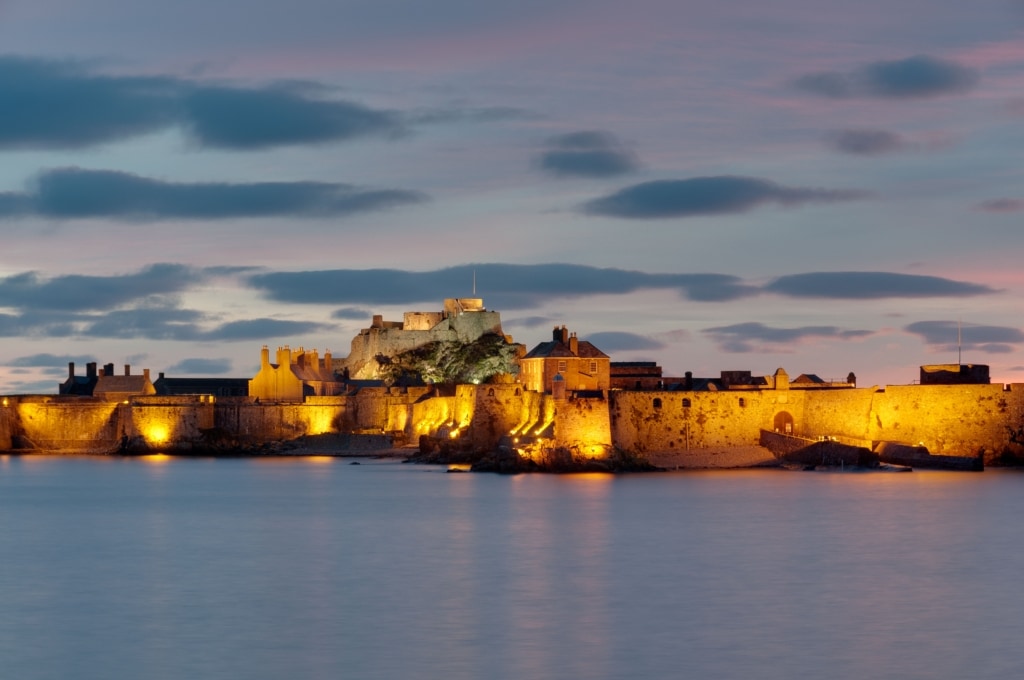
144,425 -> 170,445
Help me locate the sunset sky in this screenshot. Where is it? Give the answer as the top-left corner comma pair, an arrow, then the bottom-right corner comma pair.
1,0 -> 1023,392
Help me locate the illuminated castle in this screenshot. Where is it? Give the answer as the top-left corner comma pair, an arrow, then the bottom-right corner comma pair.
335,297 -> 511,380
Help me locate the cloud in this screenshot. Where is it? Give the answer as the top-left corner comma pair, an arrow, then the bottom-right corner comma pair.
182,84 -> 403,149
165,358 -> 234,374
904,321 -> 1024,353
538,131 -> 638,178
247,263 -> 759,309
974,198 -> 1024,213
581,176 -> 866,218
764,272 -> 997,299
81,308 -> 331,341
0,56 -> 179,150
331,307 -> 372,320
0,168 -> 426,220
795,55 -> 979,99
0,263 -> 197,311
585,331 -> 664,351
703,322 -> 873,353
825,129 -> 908,155
6,353 -> 97,368
0,56 -> 408,151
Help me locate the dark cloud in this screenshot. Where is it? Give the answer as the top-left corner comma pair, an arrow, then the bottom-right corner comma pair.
825,129 -> 907,155
165,358 -> 234,374
581,176 -> 866,218
703,322 -> 872,353
974,198 -> 1024,214
0,263 -> 197,311
331,307 -> 373,321
182,85 -> 402,149
904,321 -> 1024,353
81,308 -> 330,342
765,272 -> 997,299
538,131 -> 638,178
585,331 -> 664,352
0,168 -> 426,220
0,56 -> 179,149
83,307 -> 208,340
795,55 -> 979,99
0,56 -> 408,151
6,353 -> 96,368
247,264 -> 758,309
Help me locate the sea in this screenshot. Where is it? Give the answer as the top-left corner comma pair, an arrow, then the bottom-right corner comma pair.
1,454 -> 1022,680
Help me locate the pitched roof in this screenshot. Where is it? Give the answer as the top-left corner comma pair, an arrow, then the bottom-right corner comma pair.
523,340 -> 609,360
94,375 -> 154,395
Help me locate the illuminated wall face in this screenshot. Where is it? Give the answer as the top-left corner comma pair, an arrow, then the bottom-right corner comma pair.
16,401 -> 120,449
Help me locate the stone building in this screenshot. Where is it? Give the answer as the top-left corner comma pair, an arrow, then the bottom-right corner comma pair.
920,364 -> 990,385
153,374 -> 249,397
93,364 -> 156,402
249,346 -> 344,402
520,326 -> 610,394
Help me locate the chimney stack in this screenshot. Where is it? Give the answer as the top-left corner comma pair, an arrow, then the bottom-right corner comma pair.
68,362 -> 75,379
124,364 -> 131,376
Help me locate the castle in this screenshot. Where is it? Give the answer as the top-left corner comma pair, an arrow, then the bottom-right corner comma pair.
9,297 -> 1024,467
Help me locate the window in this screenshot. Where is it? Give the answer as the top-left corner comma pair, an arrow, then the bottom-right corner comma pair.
653,398 -> 662,409
557,360 -> 567,372
682,398 -> 691,408
738,397 -> 746,407
589,361 -> 597,373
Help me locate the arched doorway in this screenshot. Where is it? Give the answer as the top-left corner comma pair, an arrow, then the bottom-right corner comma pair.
774,411 -> 794,434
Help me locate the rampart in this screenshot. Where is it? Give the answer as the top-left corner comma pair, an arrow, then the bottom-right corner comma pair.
3,381 -> 1023,466
609,383 -> 1024,465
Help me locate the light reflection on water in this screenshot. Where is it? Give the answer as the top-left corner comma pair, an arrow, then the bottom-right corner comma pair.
1,458 -> 1024,680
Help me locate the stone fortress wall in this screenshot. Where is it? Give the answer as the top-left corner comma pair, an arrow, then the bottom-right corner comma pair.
3,378 -> 1023,465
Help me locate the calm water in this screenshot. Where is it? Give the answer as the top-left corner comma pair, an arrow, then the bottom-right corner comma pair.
1,455 -> 1023,680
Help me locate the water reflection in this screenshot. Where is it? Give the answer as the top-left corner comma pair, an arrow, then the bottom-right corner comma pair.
1,462 -> 1024,680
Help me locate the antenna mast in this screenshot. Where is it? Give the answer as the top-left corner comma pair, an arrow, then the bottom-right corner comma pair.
472,269 -> 476,296
958,318 -> 962,366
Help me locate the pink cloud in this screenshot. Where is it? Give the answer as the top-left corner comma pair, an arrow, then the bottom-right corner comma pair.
975,198 -> 1024,213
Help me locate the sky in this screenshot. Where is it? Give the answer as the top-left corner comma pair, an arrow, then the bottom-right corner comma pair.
1,0 -> 1023,393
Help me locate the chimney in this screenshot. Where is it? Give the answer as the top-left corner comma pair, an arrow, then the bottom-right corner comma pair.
104,363 -> 114,377
143,368 -> 150,382
68,362 -> 75,379
554,325 -> 569,344
261,345 -> 270,366
684,371 -> 693,390
324,349 -> 332,371
569,332 -> 579,356
159,372 -> 165,380
124,364 -> 131,376
87,362 -> 97,378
